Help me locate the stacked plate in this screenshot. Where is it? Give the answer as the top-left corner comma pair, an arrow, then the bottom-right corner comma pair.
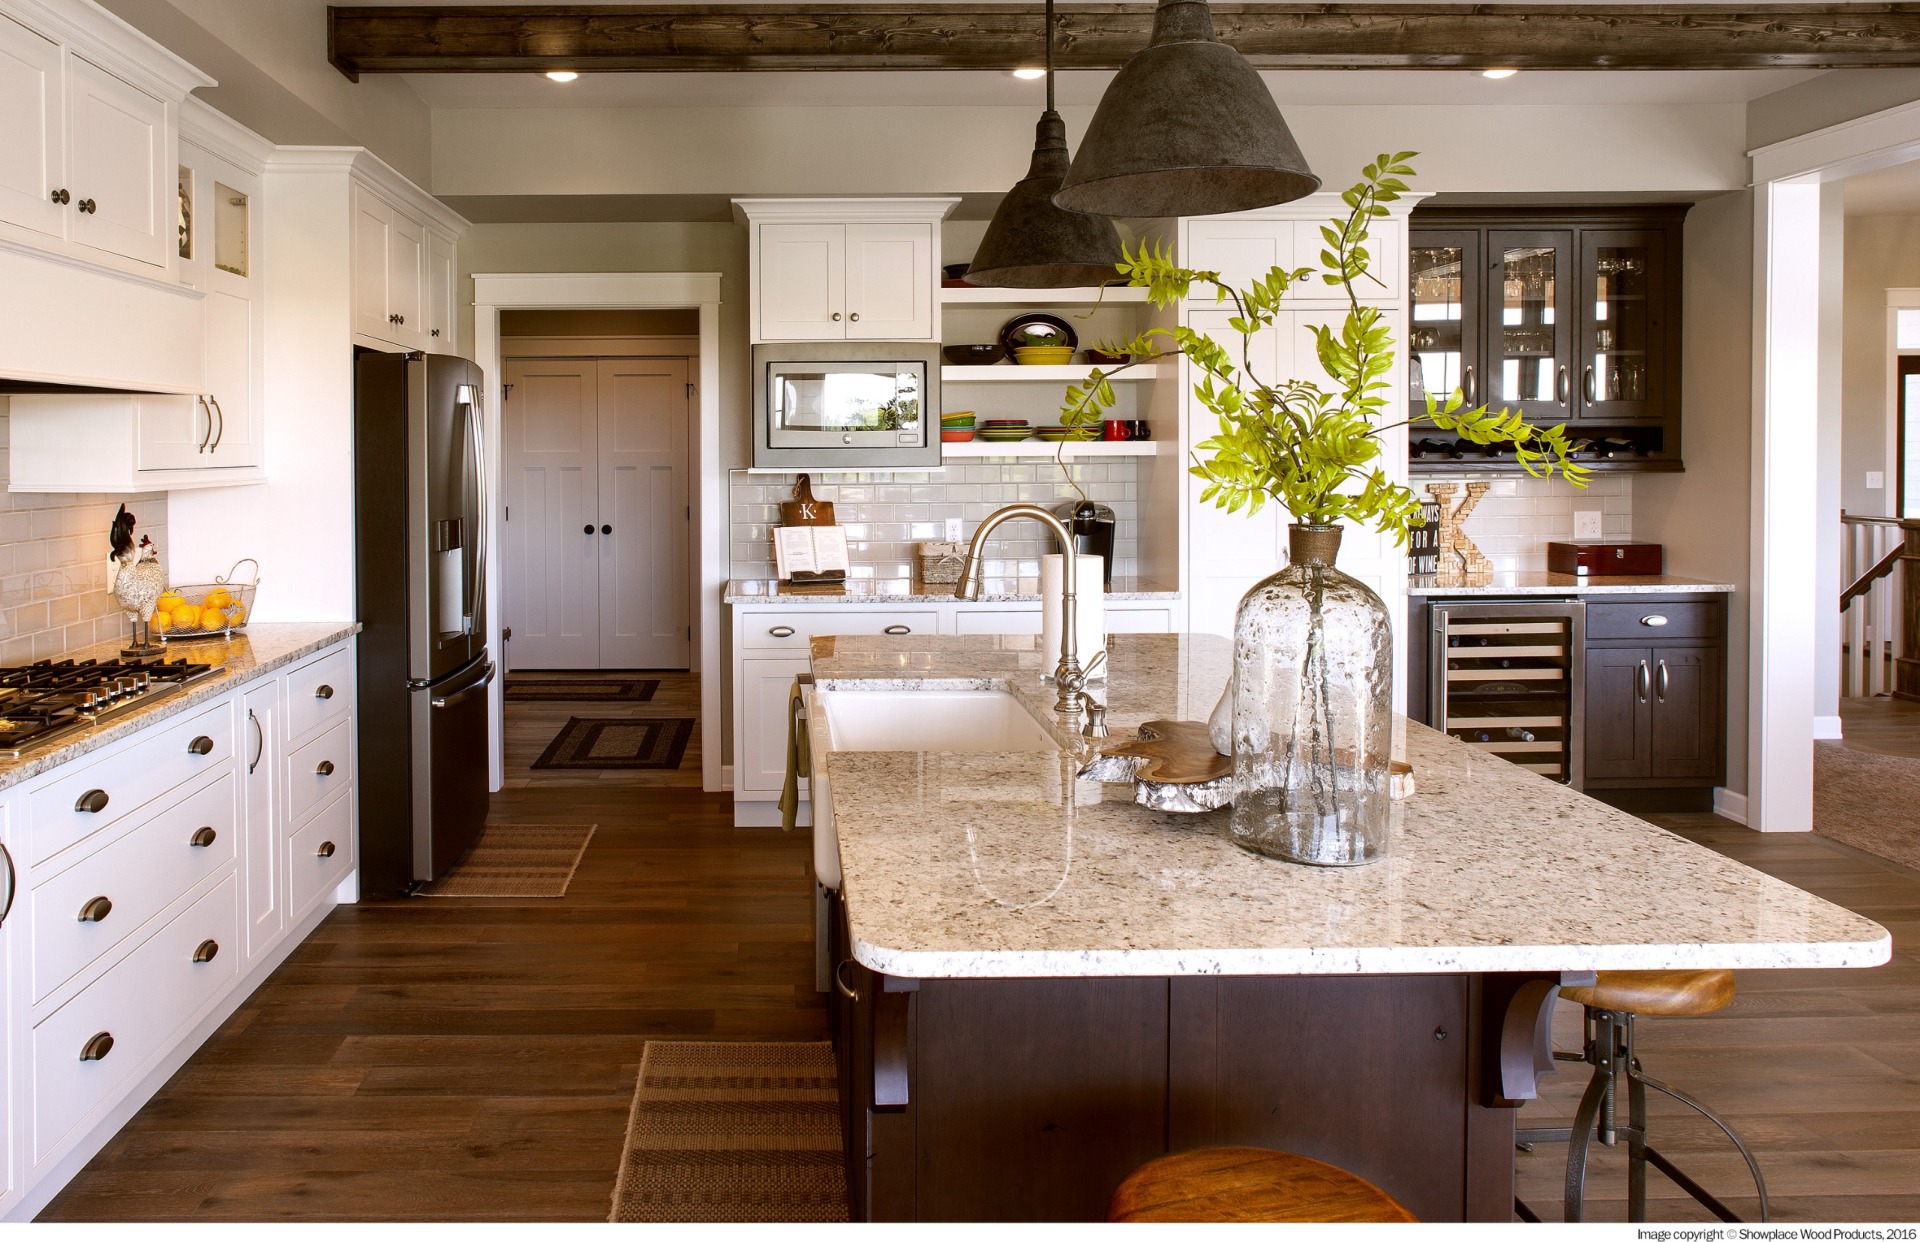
977,419 -> 1032,443
1034,426 -> 1098,442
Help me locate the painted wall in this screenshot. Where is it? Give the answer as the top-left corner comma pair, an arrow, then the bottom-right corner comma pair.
1635,189 -> 1754,799
1748,70 -> 1920,151
1840,213 -> 1920,516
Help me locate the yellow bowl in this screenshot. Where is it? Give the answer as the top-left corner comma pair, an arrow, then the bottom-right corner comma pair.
1012,345 -> 1076,366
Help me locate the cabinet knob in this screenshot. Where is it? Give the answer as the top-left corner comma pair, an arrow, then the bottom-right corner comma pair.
431,329 -> 440,338
187,734 -> 214,756
1639,615 -> 1669,627
316,760 -> 336,777
601,524 -> 611,535
317,840 -> 336,859
314,684 -> 334,700
769,626 -> 796,638
50,188 -> 69,205
75,788 -> 109,814
78,895 -> 113,923
190,826 -> 217,848
78,198 -> 96,214
883,625 -> 911,635
830,312 -> 842,322
193,939 -> 220,964
849,312 -> 860,322
397,314 -> 405,325
80,1032 -> 115,1062
584,524 -> 595,535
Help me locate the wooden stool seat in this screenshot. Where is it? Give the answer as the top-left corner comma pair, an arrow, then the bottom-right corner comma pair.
1560,969 -> 1735,1017
1108,1146 -> 1417,1223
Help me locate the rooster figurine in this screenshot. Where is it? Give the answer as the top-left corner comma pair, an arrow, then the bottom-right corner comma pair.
107,504 -> 166,655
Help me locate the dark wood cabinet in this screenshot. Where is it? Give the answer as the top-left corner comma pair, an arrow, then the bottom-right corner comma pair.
1410,205 -> 1688,474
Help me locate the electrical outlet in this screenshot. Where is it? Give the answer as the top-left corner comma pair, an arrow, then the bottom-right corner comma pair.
1573,510 -> 1604,540
944,517 -> 963,542
1867,471 -> 1886,490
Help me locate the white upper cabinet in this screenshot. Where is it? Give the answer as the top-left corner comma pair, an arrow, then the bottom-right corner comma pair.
425,227 -> 456,352
351,178 -> 455,354
0,11 -> 65,241
65,54 -> 166,267
736,198 -> 957,343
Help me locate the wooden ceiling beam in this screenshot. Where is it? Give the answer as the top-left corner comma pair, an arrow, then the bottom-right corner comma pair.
327,4 -> 1920,80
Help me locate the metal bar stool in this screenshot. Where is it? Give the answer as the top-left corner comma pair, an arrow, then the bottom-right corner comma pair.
1109,1146 -> 1417,1223
1515,969 -> 1769,1224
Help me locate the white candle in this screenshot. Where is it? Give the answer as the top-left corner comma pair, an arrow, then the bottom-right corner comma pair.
1040,553 -> 1106,682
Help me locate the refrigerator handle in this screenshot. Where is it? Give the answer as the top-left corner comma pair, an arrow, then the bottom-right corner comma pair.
432,660 -> 496,709
461,385 -> 489,639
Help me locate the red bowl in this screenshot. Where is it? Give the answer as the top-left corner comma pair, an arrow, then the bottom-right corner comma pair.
941,428 -> 977,442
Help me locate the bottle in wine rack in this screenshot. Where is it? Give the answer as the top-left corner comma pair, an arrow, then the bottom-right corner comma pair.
1506,727 -> 1537,742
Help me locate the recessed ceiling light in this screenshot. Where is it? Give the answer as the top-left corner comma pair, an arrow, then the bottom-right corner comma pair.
1481,67 -> 1518,79
546,70 -> 579,82
1012,67 -> 1047,80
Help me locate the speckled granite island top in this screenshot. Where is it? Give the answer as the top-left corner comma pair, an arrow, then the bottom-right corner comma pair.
809,632 -> 1887,980
726,575 -> 1179,604
1408,572 -> 1733,596
0,623 -> 359,793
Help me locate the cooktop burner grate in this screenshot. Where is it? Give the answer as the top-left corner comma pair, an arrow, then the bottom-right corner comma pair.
0,657 -> 225,759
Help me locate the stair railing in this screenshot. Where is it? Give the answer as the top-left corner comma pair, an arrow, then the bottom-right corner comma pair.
1841,513 -> 1905,697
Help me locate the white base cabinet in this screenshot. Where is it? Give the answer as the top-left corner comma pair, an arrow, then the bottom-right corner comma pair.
729,599 -> 1173,825
0,634 -> 358,1222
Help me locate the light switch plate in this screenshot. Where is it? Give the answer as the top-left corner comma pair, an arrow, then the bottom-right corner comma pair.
944,517 -> 963,541
1867,471 -> 1886,490
1573,510 -> 1604,540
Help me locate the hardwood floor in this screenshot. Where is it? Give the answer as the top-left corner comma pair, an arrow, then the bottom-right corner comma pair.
1838,695 -> 1920,761
38,772 -> 1920,1220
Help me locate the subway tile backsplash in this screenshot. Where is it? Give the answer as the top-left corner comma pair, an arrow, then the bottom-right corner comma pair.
731,459 -> 1142,582
0,408 -> 169,663
1417,475 -> 1632,574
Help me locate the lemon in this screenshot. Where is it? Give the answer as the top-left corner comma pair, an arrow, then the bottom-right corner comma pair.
225,602 -> 247,627
170,603 -> 202,630
156,591 -> 186,614
150,610 -> 171,633
203,588 -> 233,611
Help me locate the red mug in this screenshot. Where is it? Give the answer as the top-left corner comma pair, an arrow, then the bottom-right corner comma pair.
1101,419 -> 1133,441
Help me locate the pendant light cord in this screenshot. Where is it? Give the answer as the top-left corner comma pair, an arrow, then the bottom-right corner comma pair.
1045,0 -> 1054,113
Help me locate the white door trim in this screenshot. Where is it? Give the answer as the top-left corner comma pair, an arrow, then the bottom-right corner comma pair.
474,271 -> 725,794
1751,105 -> 1920,831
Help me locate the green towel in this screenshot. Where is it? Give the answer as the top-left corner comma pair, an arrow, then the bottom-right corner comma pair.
778,675 -> 811,832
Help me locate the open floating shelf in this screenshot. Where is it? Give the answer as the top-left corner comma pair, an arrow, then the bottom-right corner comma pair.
942,364 -> 1155,383
940,440 -> 1162,459
939,285 -> 1148,305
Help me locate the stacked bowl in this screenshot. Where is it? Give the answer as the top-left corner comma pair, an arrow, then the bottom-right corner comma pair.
940,410 -> 977,443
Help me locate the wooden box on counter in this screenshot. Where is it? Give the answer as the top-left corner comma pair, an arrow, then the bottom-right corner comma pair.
1546,541 -> 1664,576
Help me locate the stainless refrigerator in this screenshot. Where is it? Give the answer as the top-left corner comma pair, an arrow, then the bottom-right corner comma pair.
354,349 -> 494,896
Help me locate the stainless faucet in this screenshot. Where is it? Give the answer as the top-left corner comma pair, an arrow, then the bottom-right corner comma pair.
954,504 -> 1088,717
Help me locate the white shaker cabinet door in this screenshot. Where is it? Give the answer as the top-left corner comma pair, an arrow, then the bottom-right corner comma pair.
135,393 -> 214,473
843,222 -> 931,340
757,223 -> 845,341
387,208 -> 427,350
350,184 -> 395,343
0,12 -> 66,243
241,678 -> 283,962
739,656 -> 810,795
64,55 -> 167,268
425,228 -> 456,353
200,288 -> 259,468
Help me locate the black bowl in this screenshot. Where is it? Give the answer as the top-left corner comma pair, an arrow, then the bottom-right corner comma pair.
942,343 -> 1006,366
942,263 -> 972,281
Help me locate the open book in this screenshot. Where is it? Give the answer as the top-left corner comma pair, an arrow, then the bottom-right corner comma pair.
773,524 -> 850,583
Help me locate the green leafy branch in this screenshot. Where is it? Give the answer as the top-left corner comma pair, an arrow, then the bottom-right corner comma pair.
1054,153 -> 1589,546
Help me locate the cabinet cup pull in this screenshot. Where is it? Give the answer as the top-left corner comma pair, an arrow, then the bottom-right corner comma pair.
187,734 -> 214,755
316,840 -> 337,859
193,939 -> 220,964
50,188 -> 69,205
78,895 -> 113,923
883,625 -> 912,635
314,684 -> 334,700
769,626 -> 796,638
80,1032 -> 114,1062
1639,615 -> 1669,627
316,760 -> 336,777
190,826 -> 217,848
833,958 -> 861,1003
75,789 -> 109,814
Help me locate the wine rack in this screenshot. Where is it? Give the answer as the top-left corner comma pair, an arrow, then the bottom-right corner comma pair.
1429,601 -> 1586,785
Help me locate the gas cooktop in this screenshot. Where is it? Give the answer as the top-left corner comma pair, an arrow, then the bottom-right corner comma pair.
0,656 -> 225,759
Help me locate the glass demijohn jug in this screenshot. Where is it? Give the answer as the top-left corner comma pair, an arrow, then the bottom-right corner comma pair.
1222,524 -> 1393,865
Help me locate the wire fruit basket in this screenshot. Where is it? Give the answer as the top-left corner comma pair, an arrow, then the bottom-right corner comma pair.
155,559 -> 260,641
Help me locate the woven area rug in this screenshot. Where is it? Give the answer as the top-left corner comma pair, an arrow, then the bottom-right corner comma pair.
1815,741 -> 1920,871
504,678 -> 659,703
533,717 -> 694,770
416,823 -> 596,898
610,1041 -> 849,1223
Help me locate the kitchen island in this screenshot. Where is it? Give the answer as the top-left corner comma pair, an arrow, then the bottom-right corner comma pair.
808,632 -> 1889,1222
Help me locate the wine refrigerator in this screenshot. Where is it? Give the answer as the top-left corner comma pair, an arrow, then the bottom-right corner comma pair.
1428,600 -> 1586,786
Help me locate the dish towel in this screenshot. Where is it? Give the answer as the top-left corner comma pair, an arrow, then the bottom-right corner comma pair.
778,675 -> 812,832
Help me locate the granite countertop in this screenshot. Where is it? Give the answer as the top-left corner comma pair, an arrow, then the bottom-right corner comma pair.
1408,573 -> 1734,596
809,631 -> 1888,980
0,622 -> 360,793
726,575 -> 1180,605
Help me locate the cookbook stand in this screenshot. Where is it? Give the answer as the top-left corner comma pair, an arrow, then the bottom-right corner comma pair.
774,474 -> 848,593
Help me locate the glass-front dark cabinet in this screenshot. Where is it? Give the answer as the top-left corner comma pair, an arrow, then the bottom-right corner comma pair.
1410,206 -> 1687,474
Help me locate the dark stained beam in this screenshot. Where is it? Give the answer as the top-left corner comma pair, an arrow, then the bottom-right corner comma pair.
328,4 -> 1920,81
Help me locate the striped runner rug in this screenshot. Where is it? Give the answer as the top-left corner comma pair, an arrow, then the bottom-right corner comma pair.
610,1041 -> 849,1222
415,823 -> 596,898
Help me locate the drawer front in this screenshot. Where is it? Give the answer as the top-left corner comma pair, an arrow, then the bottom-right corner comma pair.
29,697 -> 234,866
30,772 -> 237,1004
288,790 -> 355,921
954,608 -> 1041,636
285,716 -> 352,826
1586,600 -> 1720,641
284,644 -> 353,741
32,872 -> 239,1164
1107,608 -> 1173,634
739,609 -> 940,651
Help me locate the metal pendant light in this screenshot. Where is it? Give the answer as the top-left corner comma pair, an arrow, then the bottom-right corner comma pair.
1052,0 -> 1320,219
965,0 -> 1124,288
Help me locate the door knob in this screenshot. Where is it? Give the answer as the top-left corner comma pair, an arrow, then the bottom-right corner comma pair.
601,524 -> 611,535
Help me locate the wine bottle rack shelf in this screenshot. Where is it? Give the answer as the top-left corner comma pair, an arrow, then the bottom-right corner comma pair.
1430,600 -> 1587,787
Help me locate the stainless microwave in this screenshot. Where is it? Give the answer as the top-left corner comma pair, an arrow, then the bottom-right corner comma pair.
751,341 -> 941,468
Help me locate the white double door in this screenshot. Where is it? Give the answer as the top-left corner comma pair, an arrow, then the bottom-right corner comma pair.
503,356 -> 692,669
